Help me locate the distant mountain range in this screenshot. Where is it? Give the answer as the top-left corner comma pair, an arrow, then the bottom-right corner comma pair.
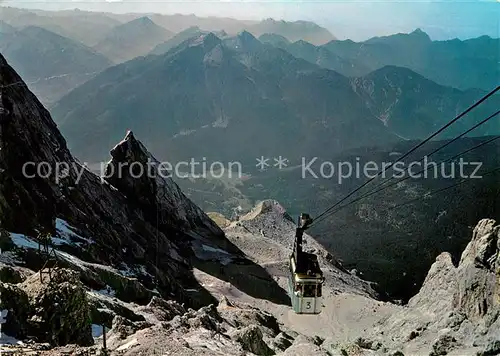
3,6 -> 495,91
321,29 -> 499,91
0,24 -> 112,105
52,31 -> 400,164
0,6 -> 122,46
0,7 -> 336,46
52,31 -> 498,165
260,29 -> 499,91
245,18 -> 336,44
261,36 -> 370,77
93,16 -> 174,63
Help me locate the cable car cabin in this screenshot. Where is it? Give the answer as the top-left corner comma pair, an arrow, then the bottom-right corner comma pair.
287,213 -> 325,314
288,252 -> 324,314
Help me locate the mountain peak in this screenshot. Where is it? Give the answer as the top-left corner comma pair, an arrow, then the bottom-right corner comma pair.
130,16 -> 155,27
112,130 -> 136,151
250,17 -> 336,44
258,33 -> 290,46
293,39 -> 315,47
185,32 -> 222,53
365,65 -> 430,84
201,32 -> 221,47
94,16 -> 172,63
223,31 -> 261,52
186,25 -> 201,32
262,18 -> 280,24
124,130 -> 135,140
237,30 -> 260,46
240,200 -> 293,223
409,28 -> 431,41
115,16 -> 162,33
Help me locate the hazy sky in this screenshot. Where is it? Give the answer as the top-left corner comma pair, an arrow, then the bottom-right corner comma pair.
2,0 -> 499,40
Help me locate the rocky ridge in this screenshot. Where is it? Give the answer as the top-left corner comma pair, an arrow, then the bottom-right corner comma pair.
366,218 -> 500,355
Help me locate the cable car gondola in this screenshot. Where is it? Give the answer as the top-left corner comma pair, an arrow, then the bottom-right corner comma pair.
288,213 -> 325,314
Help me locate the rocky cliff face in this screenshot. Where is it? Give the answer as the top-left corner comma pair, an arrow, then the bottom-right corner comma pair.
105,130 -> 223,238
0,51 -> 266,316
367,219 -> 500,355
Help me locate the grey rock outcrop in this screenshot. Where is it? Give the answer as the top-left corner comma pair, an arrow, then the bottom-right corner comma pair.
0,268 -> 92,346
0,282 -> 30,339
21,269 -> 93,346
105,130 -> 223,238
0,263 -> 33,283
371,218 -> 500,354
231,324 -> 275,355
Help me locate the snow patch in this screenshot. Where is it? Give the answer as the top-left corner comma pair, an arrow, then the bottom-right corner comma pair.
0,334 -> 24,346
212,115 -> 229,128
56,250 -> 90,271
192,243 -> 233,266
51,237 -> 69,246
9,219 -> 92,250
55,218 -> 93,246
93,286 -> 116,298
116,338 -> 139,351
173,129 -> 196,138
118,264 -> 136,277
0,310 -> 23,346
92,324 -> 104,338
9,233 -> 38,249
0,309 -> 7,324
138,265 -> 153,278
117,263 -> 154,279
202,244 -> 229,255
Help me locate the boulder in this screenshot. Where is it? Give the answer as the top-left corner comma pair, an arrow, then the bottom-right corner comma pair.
272,331 -> 294,351
87,289 -> 145,329
460,219 -> 499,269
20,268 -> 93,346
0,282 -> 30,339
219,295 -> 234,308
430,331 -> 458,355
0,263 -> 33,283
232,324 -> 275,356
477,340 -> 500,356
136,296 -> 186,322
109,315 -> 140,340
218,305 -> 280,337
